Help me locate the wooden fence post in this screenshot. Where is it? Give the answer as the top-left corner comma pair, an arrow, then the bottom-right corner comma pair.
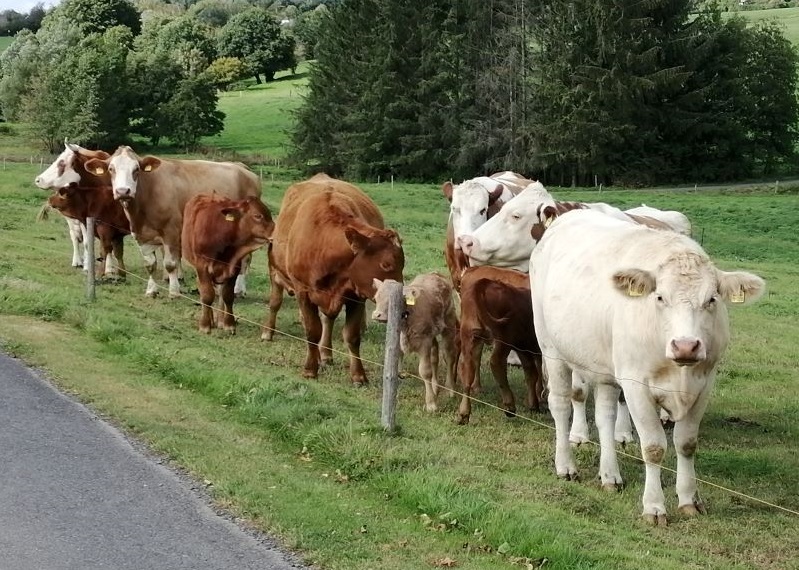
86,217 -> 96,302
381,280 -> 404,432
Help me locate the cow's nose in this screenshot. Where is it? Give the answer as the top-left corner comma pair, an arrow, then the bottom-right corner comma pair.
115,187 -> 131,197
670,338 -> 703,363
459,235 -> 475,256
371,310 -> 387,323
34,176 -> 43,186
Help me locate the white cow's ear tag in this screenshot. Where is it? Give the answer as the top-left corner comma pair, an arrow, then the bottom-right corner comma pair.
544,215 -> 555,229
404,293 -> 416,306
730,289 -> 746,304
143,165 -> 152,172
225,214 -> 235,221
627,282 -> 645,297
94,167 -> 104,175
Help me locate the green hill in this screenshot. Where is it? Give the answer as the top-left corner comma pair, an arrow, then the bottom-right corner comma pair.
736,6 -> 799,45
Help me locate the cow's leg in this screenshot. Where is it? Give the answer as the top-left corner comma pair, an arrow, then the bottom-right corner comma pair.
80,221 -> 90,271
113,236 -> 125,279
595,383 -> 624,491
66,217 -> 84,268
196,273 -> 215,333
622,382 -> 669,525
615,394 -> 635,444
262,264 -> 283,341
320,314 -> 335,366
97,225 -> 117,279
139,243 -> 160,297
457,329 -> 483,425
440,324 -> 459,398
490,341 -> 517,417
570,371 -> 591,444
547,357 -> 578,480
162,240 -> 182,298
297,292 -> 322,378
674,383 -> 713,517
234,253 -> 251,297
517,351 -> 542,412
220,277 -> 237,333
418,339 -> 438,412
342,299 -> 367,385
429,338 -> 440,396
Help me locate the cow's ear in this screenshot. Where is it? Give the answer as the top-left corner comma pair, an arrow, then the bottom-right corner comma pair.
220,207 -> 241,222
442,181 -> 454,202
717,270 -> 765,305
140,156 -> 161,173
612,269 -> 656,298
402,286 -> 419,306
345,227 -> 370,254
540,205 -> 557,228
84,158 -> 107,176
488,184 -> 504,205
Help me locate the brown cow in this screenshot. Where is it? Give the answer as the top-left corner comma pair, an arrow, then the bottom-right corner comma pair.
457,265 -> 545,425
371,273 -> 459,412
264,173 -> 405,385
182,194 -> 275,334
85,146 -> 261,298
46,184 -> 131,279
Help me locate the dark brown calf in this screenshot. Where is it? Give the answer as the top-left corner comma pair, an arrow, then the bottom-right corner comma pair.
47,184 -> 130,278
457,266 -> 545,424
182,194 -> 274,334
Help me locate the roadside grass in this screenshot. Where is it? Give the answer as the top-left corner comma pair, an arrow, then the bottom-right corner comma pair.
2,162 -> 799,569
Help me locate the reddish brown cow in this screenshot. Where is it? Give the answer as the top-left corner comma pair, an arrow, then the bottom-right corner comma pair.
264,173 -> 405,385
182,194 -> 275,334
47,184 -> 131,279
457,266 -> 545,424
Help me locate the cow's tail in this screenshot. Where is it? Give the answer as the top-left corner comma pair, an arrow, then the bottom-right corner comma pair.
36,201 -> 52,222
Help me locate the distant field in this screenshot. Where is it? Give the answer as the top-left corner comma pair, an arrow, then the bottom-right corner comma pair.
736,6 -> 799,45
0,35 -> 14,52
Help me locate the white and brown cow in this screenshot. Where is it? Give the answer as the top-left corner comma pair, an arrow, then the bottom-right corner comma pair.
85,146 -> 261,298
34,142 -> 111,269
530,208 -> 765,524
372,273 -> 459,412
442,171 -> 534,290
182,194 -> 275,334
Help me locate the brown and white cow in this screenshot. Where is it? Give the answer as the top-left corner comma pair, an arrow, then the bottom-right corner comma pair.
531,208 -> 765,524
182,194 -> 275,334
46,184 -> 131,279
457,266 -> 545,425
264,173 -> 404,385
85,146 -> 261,298
372,273 -> 459,412
442,171 -> 533,290
34,143 -> 111,269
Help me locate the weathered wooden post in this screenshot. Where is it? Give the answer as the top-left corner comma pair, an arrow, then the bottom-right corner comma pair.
86,217 -> 96,301
380,280 -> 404,432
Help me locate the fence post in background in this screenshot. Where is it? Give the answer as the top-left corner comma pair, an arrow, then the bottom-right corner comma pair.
381,280 -> 404,432
86,217 -> 96,302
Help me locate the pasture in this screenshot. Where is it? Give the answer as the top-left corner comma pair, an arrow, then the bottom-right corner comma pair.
1,161 -> 798,569
738,6 -> 799,45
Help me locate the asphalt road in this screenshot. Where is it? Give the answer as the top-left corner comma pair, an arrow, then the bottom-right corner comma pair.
0,350 -> 308,570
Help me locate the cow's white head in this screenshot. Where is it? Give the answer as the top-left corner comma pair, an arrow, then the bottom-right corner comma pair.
85,146 -> 161,201
34,142 -> 107,189
443,178 -> 505,249
459,182 -> 556,271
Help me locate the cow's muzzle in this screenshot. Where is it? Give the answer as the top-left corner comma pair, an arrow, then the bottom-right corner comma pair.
669,338 -> 705,365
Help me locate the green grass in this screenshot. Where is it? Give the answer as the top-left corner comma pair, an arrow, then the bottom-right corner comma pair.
2,162 -> 799,569
0,35 -> 14,52
736,6 -> 799,45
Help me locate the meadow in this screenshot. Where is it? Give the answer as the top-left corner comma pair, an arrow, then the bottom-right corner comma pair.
1,159 -> 798,569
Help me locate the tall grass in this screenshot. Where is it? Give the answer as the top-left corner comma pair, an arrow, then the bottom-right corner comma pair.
2,161 -> 798,569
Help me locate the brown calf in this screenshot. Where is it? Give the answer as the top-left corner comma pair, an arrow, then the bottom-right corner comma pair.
457,266 -> 545,424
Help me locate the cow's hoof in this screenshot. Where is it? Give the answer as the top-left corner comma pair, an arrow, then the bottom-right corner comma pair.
601,482 -> 622,493
302,369 -> 318,379
145,291 -> 159,298
569,434 -> 590,446
456,414 -> 470,425
557,470 -> 579,482
642,513 -> 668,527
615,432 -> 635,445
222,327 -> 236,335
678,500 -> 706,517
424,403 -> 438,413
199,327 -> 212,334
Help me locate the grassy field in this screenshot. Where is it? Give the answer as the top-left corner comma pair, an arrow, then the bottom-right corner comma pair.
737,6 -> 799,45
1,161 -> 798,569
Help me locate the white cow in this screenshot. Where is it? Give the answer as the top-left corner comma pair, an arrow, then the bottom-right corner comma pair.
34,143 -> 110,269
530,209 -> 765,524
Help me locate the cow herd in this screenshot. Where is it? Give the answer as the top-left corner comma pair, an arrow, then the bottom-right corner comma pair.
34,147 -> 766,525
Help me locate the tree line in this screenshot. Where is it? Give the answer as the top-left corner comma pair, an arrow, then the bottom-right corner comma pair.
0,0 -> 323,152
292,0 -> 799,185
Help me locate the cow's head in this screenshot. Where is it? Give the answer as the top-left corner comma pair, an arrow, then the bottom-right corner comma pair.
34,142 -> 110,190
85,146 -> 161,201
47,185 -> 77,211
443,179 -> 505,249
459,182 -> 556,272
371,277 -> 420,322
344,226 -> 405,300
221,196 -> 276,245
613,254 -> 765,369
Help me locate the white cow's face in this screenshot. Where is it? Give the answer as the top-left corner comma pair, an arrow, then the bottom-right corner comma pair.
86,146 -> 161,201
460,182 -> 556,271
34,146 -> 81,189
449,181 -> 493,247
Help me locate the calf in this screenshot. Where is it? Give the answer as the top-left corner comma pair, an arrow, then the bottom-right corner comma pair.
182,194 -> 275,334
457,266 -> 545,425
372,273 -> 459,412
46,184 -> 131,279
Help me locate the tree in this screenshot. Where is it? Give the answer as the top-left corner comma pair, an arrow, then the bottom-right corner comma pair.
293,4 -> 327,59
187,0 -> 251,27
162,74 -> 225,150
205,56 -> 248,90
127,48 -> 185,145
61,0 -> 141,36
146,16 -> 217,75
217,8 -> 294,83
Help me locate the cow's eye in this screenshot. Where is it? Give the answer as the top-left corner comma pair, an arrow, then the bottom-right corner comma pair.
656,294 -> 665,303
253,213 -> 263,221
511,213 -> 521,220
706,295 -> 717,307
479,208 -> 487,216
380,261 -> 393,272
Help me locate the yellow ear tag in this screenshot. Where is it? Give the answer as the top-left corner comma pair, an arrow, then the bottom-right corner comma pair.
544,216 -> 554,229
94,167 -> 103,175
730,289 -> 746,304
627,283 -> 645,297
404,294 -> 416,306
143,164 -> 152,172
225,214 -> 235,222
